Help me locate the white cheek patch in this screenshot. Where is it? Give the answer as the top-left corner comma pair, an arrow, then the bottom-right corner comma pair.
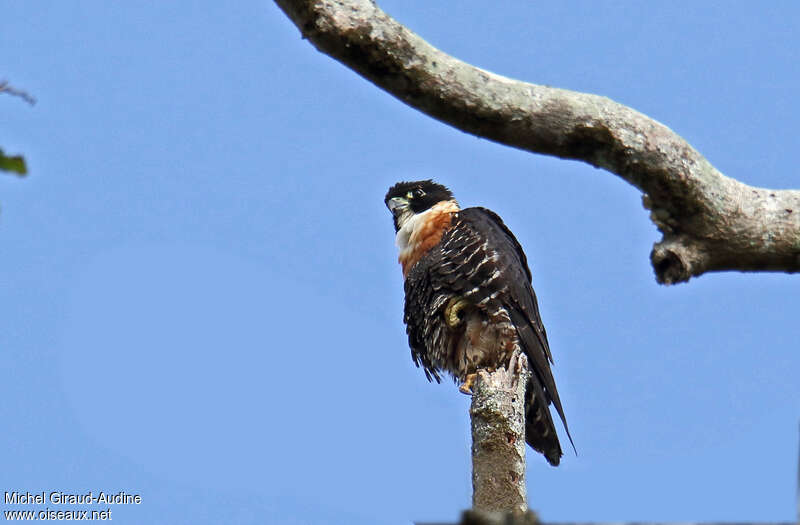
394,200 -> 461,255
396,227 -> 412,252
395,208 -> 432,253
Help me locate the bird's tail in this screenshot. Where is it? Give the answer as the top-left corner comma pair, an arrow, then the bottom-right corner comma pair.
524,376 -> 563,466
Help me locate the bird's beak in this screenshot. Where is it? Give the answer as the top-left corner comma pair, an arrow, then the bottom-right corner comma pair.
387,197 -> 408,215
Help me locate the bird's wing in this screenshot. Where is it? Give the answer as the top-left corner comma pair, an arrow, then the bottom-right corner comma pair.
456,207 -> 574,451
403,248 -> 443,383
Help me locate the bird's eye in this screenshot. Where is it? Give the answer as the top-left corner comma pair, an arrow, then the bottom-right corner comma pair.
406,191 -> 414,199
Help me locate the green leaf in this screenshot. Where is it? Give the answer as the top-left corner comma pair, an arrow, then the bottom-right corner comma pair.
0,148 -> 28,175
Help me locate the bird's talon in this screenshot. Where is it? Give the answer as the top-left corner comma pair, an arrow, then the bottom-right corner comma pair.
459,373 -> 477,395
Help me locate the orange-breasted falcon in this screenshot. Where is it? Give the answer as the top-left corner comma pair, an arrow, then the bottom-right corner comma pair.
385,180 -> 573,466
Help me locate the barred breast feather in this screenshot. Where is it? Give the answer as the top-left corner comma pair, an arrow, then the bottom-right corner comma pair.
403,207 -> 573,465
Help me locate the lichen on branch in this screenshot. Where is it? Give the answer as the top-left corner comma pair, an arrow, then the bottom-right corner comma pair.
470,351 -> 530,514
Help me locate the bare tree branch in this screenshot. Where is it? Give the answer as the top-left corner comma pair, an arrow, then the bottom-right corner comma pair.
274,0 -> 800,284
0,80 -> 36,106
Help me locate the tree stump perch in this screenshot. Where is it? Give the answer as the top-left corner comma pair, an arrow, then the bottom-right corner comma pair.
470,351 -> 531,514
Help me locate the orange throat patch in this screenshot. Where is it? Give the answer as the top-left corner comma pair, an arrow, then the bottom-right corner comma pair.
397,200 -> 459,278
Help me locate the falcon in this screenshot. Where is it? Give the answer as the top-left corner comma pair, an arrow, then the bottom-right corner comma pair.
385,180 -> 573,465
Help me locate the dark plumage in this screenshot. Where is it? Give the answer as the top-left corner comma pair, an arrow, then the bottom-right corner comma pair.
386,180 -> 573,465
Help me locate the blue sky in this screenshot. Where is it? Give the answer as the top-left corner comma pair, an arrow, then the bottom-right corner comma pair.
2,1 -> 799,523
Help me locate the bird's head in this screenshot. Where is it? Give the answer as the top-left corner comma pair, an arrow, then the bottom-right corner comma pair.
385,180 -> 456,232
